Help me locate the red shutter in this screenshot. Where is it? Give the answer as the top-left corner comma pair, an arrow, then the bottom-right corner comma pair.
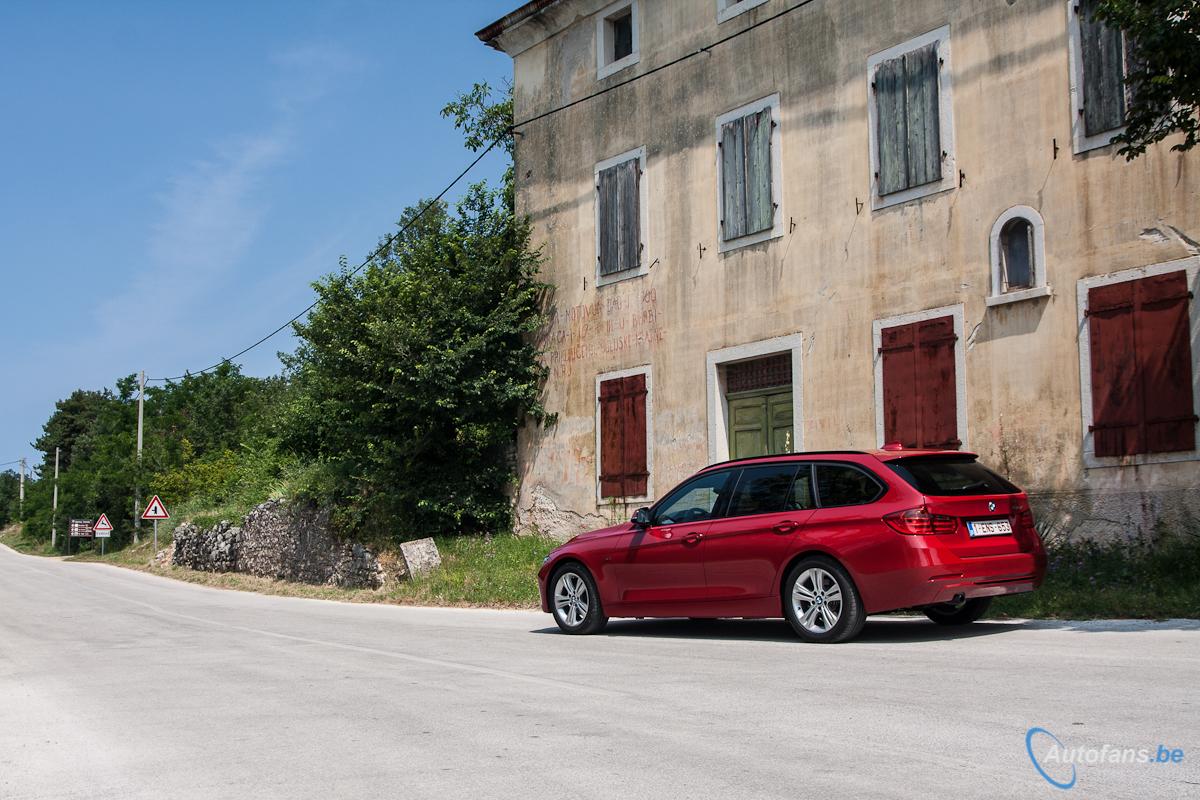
621,373 -> 649,496
1137,271 -> 1196,453
598,378 -> 624,498
880,323 -> 919,448
598,374 -> 649,498
1089,271 -> 1197,457
916,316 -> 960,449
1088,280 -> 1141,456
880,316 -> 959,449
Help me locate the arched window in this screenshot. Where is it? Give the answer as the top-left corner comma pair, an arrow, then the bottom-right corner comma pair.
988,206 -> 1050,306
999,218 -> 1035,291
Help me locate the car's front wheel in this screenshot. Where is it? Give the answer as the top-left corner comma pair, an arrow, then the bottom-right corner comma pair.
924,596 -> 992,625
782,557 -> 866,643
550,564 -> 608,635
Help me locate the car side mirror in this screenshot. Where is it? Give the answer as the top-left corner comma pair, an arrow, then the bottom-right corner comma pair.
631,507 -> 652,527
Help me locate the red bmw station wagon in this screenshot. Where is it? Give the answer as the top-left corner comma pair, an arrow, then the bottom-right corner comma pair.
538,449 -> 1046,643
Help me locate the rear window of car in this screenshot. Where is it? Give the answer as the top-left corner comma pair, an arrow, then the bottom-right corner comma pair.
886,456 -> 1019,496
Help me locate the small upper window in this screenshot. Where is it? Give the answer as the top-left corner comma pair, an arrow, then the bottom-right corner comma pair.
717,0 -> 769,23
597,1 -> 639,80
987,206 -> 1049,306
1000,219 -> 1034,290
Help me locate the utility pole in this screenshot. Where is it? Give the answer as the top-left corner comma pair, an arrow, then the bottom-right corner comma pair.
134,370 -> 144,544
51,447 -> 60,549
18,457 -> 24,521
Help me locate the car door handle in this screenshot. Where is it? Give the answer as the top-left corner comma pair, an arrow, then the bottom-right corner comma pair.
683,532 -> 704,545
772,521 -> 799,535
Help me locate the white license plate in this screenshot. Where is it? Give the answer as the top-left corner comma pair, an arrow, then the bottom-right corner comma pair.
967,519 -> 1013,538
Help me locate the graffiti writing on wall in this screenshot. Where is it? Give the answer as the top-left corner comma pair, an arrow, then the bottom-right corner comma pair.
544,288 -> 664,373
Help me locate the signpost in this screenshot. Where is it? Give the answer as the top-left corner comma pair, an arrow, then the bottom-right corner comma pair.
141,495 -> 170,552
68,519 -> 93,557
93,513 -> 113,555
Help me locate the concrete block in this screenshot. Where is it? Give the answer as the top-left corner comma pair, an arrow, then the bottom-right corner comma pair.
400,537 -> 442,578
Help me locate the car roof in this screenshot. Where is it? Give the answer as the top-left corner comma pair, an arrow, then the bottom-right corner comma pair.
698,449 -> 977,472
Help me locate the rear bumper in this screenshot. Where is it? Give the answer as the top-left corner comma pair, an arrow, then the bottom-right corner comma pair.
858,545 -> 1046,613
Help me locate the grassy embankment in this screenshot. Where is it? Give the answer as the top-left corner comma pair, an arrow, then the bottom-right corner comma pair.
2,512 -> 554,609
4,520 -> 1197,618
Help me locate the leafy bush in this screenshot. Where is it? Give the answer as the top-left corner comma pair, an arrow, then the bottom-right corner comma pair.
281,185 -> 548,538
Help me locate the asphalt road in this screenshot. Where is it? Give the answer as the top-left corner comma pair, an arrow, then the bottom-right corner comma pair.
1,543 -> 1196,800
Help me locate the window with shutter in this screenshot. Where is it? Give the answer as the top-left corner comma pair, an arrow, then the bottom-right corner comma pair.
875,41 -> 941,195
1088,271 -> 1196,457
718,98 -> 778,246
598,372 -> 650,498
1078,0 -> 1127,137
596,152 -> 643,279
880,315 -> 960,449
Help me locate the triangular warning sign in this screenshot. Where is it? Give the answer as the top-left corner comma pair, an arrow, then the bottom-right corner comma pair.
93,513 -> 114,533
141,495 -> 170,520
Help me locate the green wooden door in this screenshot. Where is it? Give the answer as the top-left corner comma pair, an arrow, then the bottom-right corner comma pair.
728,390 -> 793,460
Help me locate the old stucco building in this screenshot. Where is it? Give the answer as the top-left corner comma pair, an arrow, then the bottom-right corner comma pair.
478,0 -> 1199,540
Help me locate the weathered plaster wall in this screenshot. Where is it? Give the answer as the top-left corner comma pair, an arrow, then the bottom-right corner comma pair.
499,0 -> 1200,539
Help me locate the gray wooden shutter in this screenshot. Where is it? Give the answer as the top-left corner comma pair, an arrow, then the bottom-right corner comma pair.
597,165 -> 616,275
720,117 -> 747,241
904,42 -> 941,188
1080,0 -> 1126,136
616,158 -> 640,272
875,54 -> 909,196
744,107 -> 774,236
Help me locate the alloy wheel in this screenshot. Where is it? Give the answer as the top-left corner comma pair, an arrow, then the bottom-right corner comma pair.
554,572 -> 590,628
791,567 -> 843,634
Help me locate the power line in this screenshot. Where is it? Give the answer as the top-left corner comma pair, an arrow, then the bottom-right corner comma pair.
149,0 -> 816,382
148,136 -> 505,383
511,0 -> 817,130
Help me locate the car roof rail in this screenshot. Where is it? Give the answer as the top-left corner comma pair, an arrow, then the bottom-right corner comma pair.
701,451 -> 870,471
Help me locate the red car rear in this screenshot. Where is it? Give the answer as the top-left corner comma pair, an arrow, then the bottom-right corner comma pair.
537,449 -> 1045,643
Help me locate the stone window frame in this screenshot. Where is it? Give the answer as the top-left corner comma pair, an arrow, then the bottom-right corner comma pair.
1066,0 -> 1129,155
596,0 -> 640,81
595,364 -> 654,505
714,93 -> 784,254
594,146 -> 650,288
866,26 -> 957,211
872,304 -> 969,450
705,333 -> 804,464
1076,256 -> 1200,470
987,205 -> 1052,307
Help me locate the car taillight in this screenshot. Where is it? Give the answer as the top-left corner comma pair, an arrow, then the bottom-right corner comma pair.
1011,497 -> 1038,551
883,507 -> 957,535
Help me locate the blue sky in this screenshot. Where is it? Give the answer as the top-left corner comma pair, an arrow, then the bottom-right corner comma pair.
0,0 -> 516,469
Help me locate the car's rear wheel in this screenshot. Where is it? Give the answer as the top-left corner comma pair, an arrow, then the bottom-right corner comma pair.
924,596 -> 992,625
782,557 -> 866,643
550,564 -> 608,635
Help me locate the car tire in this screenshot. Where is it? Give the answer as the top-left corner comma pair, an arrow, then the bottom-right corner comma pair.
550,564 -> 608,635
923,597 -> 992,626
782,557 -> 866,643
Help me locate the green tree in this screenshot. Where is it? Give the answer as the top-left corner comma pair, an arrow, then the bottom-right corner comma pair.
1097,0 -> 1200,158
0,470 -> 20,527
282,183 -> 547,537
